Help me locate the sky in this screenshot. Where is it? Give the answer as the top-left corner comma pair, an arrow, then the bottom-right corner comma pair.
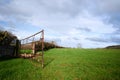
0,0 -> 120,48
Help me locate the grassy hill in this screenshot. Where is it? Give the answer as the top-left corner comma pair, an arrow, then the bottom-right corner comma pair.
106,45 -> 120,49
0,48 -> 120,80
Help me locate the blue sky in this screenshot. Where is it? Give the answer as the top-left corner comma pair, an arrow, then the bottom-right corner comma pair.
0,0 -> 120,48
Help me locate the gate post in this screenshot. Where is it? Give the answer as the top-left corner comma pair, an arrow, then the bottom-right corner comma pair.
41,30 -> 44,68
32,42 -> 35,55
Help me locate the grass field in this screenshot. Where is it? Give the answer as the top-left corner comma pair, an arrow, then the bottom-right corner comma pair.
20,50 -> 32,54
0,48 -> 120,80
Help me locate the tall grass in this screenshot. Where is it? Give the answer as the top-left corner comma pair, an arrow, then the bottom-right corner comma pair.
0,57 -> 42,80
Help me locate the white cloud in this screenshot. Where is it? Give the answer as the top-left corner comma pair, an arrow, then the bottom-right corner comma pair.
0,0 -> 120,48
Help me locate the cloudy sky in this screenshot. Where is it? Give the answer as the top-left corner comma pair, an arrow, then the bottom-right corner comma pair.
0,0 -> 120,48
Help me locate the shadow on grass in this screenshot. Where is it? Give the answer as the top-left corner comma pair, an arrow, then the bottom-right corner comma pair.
44,57 -> 54,68
29,57 -> 54,68
0,56 -> 19,62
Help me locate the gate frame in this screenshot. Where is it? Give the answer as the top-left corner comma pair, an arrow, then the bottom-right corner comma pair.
20,30 -> 44,68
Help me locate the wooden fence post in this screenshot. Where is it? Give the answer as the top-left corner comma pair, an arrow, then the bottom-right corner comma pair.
32,42 -> 35,55
14,40 -> 19,57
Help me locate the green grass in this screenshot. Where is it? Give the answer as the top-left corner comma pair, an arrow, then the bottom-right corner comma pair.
0,48 -> 120,80
20,50 -> 32,54
0,57 -> 42,80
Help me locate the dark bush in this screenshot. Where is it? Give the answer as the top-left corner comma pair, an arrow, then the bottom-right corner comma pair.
0,30 -> 17,46
106,45 -> 120,49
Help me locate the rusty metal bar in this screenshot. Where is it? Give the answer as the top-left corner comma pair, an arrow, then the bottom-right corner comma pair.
21,30 -> 43,41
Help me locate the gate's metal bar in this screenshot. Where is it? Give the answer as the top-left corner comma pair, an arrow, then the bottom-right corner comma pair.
21,30 -> 43,41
